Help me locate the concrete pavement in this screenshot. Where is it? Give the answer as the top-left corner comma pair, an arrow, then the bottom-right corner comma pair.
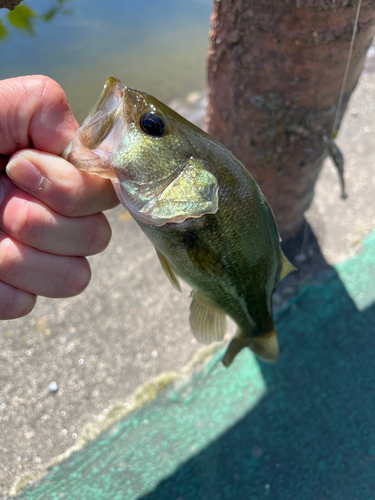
1,46 -> 375,498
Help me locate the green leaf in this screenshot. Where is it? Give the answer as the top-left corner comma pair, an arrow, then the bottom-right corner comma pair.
41,8 -> 58,22
7,4 -> 37,36
40,0 -> 73,22
0,19 -> 9,40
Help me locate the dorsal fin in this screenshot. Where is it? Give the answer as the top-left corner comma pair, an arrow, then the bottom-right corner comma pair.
280,251 -> 296,281
189,291 -> 226,344
155,249 -> 181,292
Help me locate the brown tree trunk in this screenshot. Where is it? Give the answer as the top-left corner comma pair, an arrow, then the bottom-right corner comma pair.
206,0 -> 375,240
0,0 -> 23,9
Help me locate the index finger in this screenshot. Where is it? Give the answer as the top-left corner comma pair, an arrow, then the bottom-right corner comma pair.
6,149 -> 119,217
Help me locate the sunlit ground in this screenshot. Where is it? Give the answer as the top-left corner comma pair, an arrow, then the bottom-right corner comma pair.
1,2 -> 375,498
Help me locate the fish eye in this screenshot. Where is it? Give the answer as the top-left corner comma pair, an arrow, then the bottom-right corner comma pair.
140,112 -> 166,137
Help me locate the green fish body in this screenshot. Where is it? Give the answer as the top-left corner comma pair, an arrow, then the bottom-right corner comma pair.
63,77 -> 294,366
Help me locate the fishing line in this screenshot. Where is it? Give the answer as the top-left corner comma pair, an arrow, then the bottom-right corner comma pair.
332,0 -> 362,138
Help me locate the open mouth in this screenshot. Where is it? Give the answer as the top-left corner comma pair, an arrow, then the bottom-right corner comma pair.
62,77 -> 128,179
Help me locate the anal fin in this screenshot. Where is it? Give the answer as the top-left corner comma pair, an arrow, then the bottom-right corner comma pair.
189,291 -> 226,344
248,328 -> 279,362
155,248 -> 181,292
223,328 -> 279,367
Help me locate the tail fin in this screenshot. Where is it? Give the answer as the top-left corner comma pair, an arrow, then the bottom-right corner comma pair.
223,328 -> 279,367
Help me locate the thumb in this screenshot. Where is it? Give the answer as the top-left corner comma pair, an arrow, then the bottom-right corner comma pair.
0,75 -> 79,157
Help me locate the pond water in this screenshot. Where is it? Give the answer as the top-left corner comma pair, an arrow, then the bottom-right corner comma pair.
0,0 -> 212,122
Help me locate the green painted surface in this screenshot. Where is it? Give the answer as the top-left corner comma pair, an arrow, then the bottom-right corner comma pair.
335,230 -> 375,310
17,349 -> 266,499
18,232 -> 375,500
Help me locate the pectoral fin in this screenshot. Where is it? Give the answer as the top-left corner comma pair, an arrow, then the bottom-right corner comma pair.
189,291 -> 226,344
155,249 -> 181,292
279,251 -> 296,281
184,232 -> 225,277
223,328 -> 279,367
151,159 -> 219,222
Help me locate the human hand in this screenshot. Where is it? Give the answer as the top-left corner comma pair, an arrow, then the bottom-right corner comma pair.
0,75 -> 119,320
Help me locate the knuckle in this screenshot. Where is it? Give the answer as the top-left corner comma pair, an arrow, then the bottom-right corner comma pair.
30,75 -> 69,115
9,200 -> 46,242
0,235 -> 18,275
52,187 -> 84,218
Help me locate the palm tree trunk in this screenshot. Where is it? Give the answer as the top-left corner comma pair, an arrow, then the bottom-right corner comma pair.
206,0 -> 375,240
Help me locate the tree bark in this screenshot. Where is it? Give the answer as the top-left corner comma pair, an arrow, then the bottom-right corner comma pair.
0,0 -> 22,10
206,0 -> 375,240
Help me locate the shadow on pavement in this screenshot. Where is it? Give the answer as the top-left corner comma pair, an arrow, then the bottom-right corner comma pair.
141,229 -> 375,500
15,226 -> 375,500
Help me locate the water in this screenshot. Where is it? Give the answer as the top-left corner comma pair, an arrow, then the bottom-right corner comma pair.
0,0 -> 212,122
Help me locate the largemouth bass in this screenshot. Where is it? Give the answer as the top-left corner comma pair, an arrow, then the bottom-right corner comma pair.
63,77 -> 295,367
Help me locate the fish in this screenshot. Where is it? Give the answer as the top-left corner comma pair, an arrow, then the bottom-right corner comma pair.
62,77 -> 295,367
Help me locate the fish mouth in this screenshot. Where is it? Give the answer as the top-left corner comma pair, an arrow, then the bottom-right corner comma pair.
78,77 -> 125,150
62,77 -> 129,179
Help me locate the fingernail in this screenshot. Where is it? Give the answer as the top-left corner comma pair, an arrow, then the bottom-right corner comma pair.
6,157 -> 44,192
